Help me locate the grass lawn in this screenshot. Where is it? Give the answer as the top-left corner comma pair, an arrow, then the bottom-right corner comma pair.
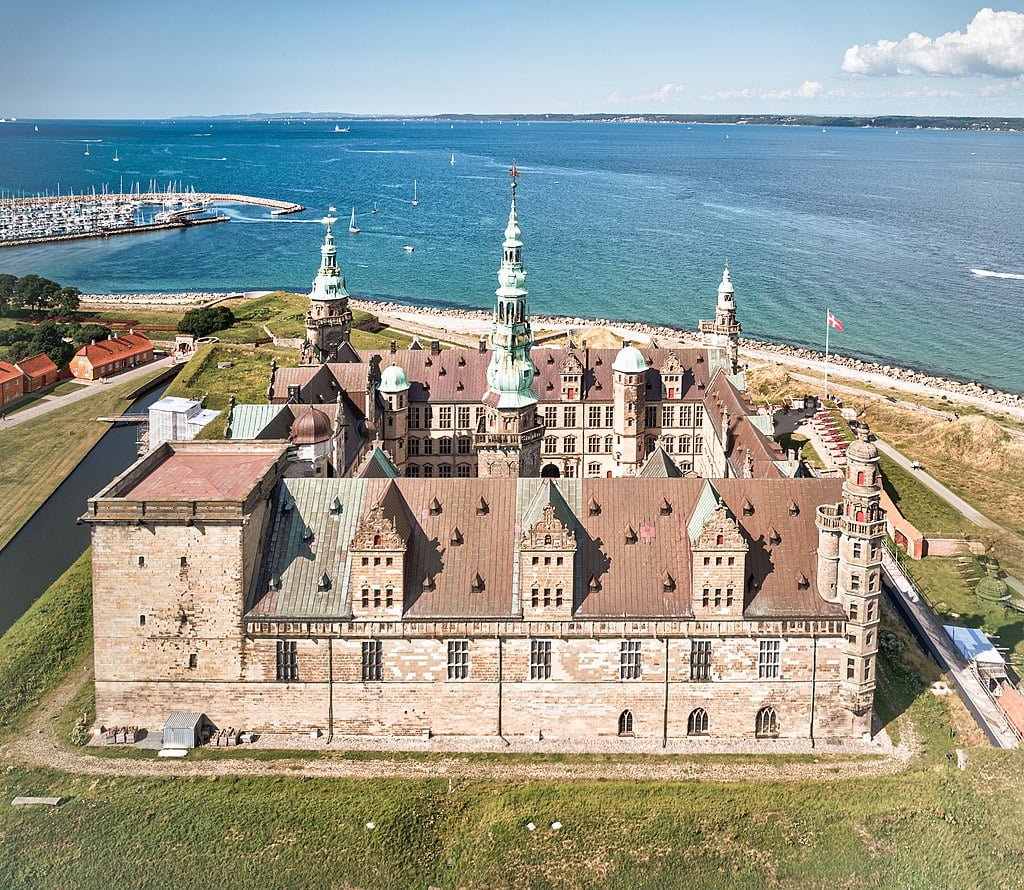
0,367 -> 166,549
878,453 -> 975,536
3,552 -> 1024,886
163,342 -> 299,412
906,555 -> 1024,670
777,431 -> 823,468
49,380 -> 88,397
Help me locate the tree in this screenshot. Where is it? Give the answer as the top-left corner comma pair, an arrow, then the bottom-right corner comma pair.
0,274 -> 16,314
52,286 -> 81,316
177,306 -> 235,337
12,275 -> 61,312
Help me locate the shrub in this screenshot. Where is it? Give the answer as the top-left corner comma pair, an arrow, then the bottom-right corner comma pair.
177,306 -> 236,337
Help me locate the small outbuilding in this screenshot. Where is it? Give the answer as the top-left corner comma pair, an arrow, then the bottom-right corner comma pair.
162,712 -> 205,749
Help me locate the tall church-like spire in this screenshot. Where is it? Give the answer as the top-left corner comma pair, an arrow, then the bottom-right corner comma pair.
485,162 -> 537,409
304,212 -> 354,363
699,262 -> 742,375
475,164 -> 544,478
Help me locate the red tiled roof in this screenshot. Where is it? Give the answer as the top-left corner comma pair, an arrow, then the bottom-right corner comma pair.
0,361 -> 24,385
704,371 -> 784,478
74,332 -> 152,363
15,352 -> 58,378
120,450 -> 281,501
997,683 -> 1024,737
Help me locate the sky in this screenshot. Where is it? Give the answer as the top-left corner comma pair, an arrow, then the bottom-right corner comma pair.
2,1 -> 1024,118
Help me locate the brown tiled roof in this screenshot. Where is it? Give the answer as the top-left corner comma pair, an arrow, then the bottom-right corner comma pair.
705,371 -> 784,478
997,683 -> 1024,737
245,476 -> 844,622
15,352 -> 58,379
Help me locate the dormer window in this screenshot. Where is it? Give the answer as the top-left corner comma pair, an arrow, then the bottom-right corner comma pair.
429,497 -> 442,515
624,524 -> 638,544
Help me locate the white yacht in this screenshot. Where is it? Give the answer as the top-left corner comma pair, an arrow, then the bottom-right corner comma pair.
348,207 -> 360,234
411,180 -> 419,206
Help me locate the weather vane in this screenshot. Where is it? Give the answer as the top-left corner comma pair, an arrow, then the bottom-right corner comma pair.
509,159 -> 520,190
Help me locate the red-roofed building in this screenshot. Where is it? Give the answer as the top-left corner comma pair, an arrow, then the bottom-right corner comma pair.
0,361 -> 26,409
15,352 -> 59,392
70,332 -> 153,381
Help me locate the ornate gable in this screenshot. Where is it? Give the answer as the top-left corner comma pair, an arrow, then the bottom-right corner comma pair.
662,351 -> 682,373
560,351 -> 584,375
693,502 -> 747,552
522,504 -> 576,550
351,502 -> 406,550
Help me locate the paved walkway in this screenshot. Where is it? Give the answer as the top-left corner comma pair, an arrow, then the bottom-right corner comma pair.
0,356 -> 175,430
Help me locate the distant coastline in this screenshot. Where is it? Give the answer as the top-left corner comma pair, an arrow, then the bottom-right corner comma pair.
175,112 -> 1024,132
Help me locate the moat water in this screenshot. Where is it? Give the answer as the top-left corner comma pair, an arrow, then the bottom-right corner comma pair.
0,119 -> 1022,392
0,384 -> 168,635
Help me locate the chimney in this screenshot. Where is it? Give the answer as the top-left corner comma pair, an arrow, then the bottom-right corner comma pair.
478,337 -> 487,353
430,339 -> 441,356
389,339 -> 397,354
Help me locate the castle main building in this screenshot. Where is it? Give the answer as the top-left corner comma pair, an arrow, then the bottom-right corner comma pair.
85,171 -> 885,746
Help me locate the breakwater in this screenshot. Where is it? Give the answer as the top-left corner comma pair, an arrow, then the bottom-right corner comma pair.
0,214 -> 227,248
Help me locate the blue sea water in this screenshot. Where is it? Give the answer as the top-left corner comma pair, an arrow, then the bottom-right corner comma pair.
0,119 -> 1022,391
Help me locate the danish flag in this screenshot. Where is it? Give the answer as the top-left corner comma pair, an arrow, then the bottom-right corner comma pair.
827,310 -> 844,333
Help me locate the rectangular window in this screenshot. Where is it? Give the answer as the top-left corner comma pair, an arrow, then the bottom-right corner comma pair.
694,435 -> 704,455
409,406 -> 420,429
456,464 -> 470,477
439,437 -> 453,454
661,404 -> 674,427
439,407 -> 452,429
867,601 -> 876,622
680,404 -> 693,426
620,640 -> 642,680
849,602 -> 859,621
457,436 -> 471,454
361,640 -> 383,681
422,437 -> 434,455
408,437 -> 420,456
604,406 -> 614,426
691,640 -> 711,681
276,640 -> 298,681
544,437 -> 558,454
693,405 -> 704,426
564,435 -> 577,453
530,639 -> 552,680
645,405 -> 657,428
563,406 -> 577,427
447,640 -> 469,680
853,541 -> 863,559
847,657 -> 856,680
544,406 -> 558,427
457,406 -> 471,428
758,639 -> 781,680
589,406 -> 602,427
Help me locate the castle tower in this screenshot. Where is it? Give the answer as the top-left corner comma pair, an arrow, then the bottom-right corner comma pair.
303,214 -> 354,363
836,421 -> 885,732
699,264 -> 742,375
612,342 -> 648,472
379,362 -> 410,471
475,163 -> 543,478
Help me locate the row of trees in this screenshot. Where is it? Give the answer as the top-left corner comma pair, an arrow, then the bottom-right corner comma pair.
0,321 -> 112,367
0,274 -> 81,316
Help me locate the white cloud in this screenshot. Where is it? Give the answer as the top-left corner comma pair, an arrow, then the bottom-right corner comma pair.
705,82 -> 825,101
607,83 -> 685,106
842,8 -> 1024,77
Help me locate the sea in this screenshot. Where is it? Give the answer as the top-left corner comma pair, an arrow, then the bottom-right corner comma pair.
0,119 -> 1022,392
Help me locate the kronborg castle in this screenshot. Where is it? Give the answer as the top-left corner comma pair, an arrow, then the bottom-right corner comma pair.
86,169 -> 885,746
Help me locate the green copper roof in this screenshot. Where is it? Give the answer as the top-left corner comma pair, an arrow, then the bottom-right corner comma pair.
226,404 -> 288,440
379,362 -> 411,393
612,344 -> 648,374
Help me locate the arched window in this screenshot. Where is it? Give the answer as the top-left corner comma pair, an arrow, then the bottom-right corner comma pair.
856,470 -> 865,485
618,709 -> 634,737
856,509 -> 865,523
716,534 -> 724,545
544,534 -> 552,545
687,708 -> 709,736
373,534 -> 382,546
755,706 -> 778,738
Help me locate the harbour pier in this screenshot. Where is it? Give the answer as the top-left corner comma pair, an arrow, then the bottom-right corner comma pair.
0,192 -> 305,248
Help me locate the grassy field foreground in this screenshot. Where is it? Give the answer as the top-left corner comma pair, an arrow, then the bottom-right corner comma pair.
0,367 -> 166,549
2,554 -> 1024,886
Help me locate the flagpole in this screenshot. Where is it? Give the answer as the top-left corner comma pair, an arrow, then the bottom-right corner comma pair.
823,307 -> 830,404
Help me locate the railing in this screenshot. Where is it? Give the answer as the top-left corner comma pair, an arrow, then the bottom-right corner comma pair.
844,518 -> 887,538
815,504 -> 841,530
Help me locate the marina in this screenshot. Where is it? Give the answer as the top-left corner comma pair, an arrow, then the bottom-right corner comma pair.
0,190 -> 305,248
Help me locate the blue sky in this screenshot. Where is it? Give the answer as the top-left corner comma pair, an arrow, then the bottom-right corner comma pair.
2,1 -> 1023,117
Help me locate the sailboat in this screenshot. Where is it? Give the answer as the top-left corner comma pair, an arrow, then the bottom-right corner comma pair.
113,149 -> 120,162
84,146 -> 90,156
411,180 -> 419,206
371,202 -> 378,214
450,153 -> 455,166
334,124 -> 350,133
348,207 -> 360,234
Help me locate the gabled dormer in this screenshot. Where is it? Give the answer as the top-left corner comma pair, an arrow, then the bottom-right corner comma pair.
560,350 -> 584,402
519,482 -> 577,620
661,350 -> 683,400
349,482 -> 409,620
688,482 -> 747,618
